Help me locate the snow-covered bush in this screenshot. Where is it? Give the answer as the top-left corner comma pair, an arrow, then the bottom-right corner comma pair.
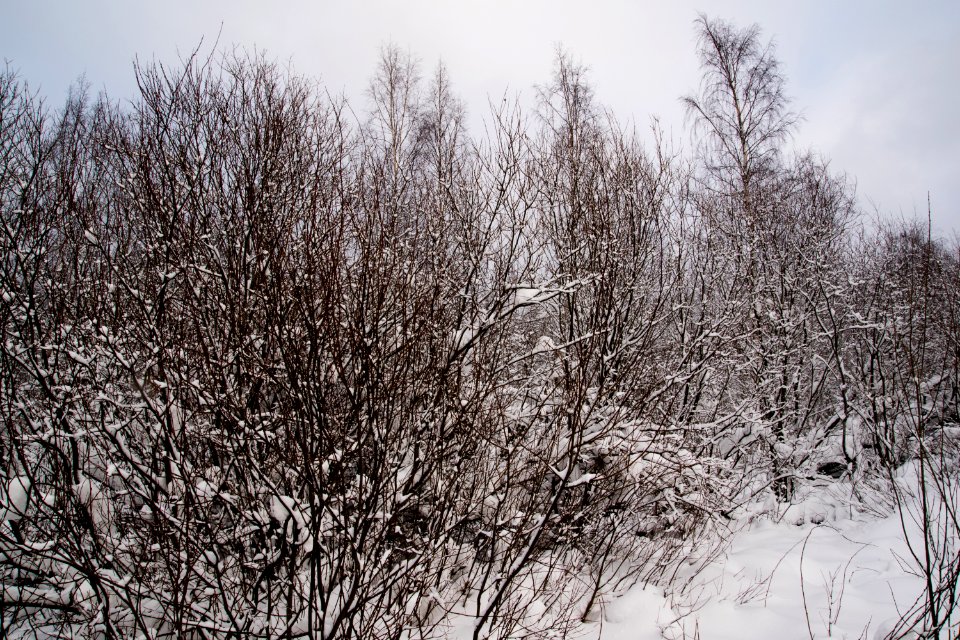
1,21 -> 957,639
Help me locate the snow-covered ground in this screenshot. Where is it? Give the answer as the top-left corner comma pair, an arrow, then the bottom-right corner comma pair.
585,468 -> 959,640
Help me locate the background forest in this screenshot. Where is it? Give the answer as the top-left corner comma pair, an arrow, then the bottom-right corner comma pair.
1,17 -> 958,640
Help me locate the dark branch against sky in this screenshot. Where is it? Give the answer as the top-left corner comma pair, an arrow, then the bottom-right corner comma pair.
3,0 -> 957,232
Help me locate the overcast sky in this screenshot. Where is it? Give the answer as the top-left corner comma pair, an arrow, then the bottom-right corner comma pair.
3,1 -> 958,234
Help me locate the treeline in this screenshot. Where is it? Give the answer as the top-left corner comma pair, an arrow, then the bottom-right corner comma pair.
1,17 -> 958,639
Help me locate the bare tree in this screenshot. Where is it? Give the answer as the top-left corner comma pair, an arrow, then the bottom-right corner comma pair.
683,14 -> 797,220
2,21 -> 957,640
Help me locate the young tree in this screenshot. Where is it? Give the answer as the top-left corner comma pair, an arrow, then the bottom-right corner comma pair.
684,17 -> 855,501
683,14 -> 797,223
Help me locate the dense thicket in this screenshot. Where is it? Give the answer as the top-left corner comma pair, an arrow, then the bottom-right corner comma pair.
1,18 -> 958,639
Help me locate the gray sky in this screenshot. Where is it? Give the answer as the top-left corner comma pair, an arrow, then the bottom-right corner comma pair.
3,1 -> 958,234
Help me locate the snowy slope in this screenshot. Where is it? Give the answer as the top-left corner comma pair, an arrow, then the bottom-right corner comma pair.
586,471 -> 959,640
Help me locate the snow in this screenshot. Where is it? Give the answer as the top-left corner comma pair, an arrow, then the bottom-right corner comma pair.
513,288 -> 542,305
584,473 -> 958,640
567,472 -> 598,488
534,335 -> 557,353
1,476 -> 31,522
195,478 -> 217,500
269,494 -> 311,545
597,586 -> 674,640
666,518 -> 911,639
453,326 -> 476,351
270,495 -> 306,528
74,476 -> 112,532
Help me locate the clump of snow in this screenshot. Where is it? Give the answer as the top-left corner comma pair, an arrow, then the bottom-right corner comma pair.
195,478 -> 217,500
513,288 -> 542,305
1,476 -> 32,522
269,494 -> 310,545
74,476 -> 112,532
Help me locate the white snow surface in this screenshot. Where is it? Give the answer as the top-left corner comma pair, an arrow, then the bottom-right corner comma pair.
583,472 -> 958,640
